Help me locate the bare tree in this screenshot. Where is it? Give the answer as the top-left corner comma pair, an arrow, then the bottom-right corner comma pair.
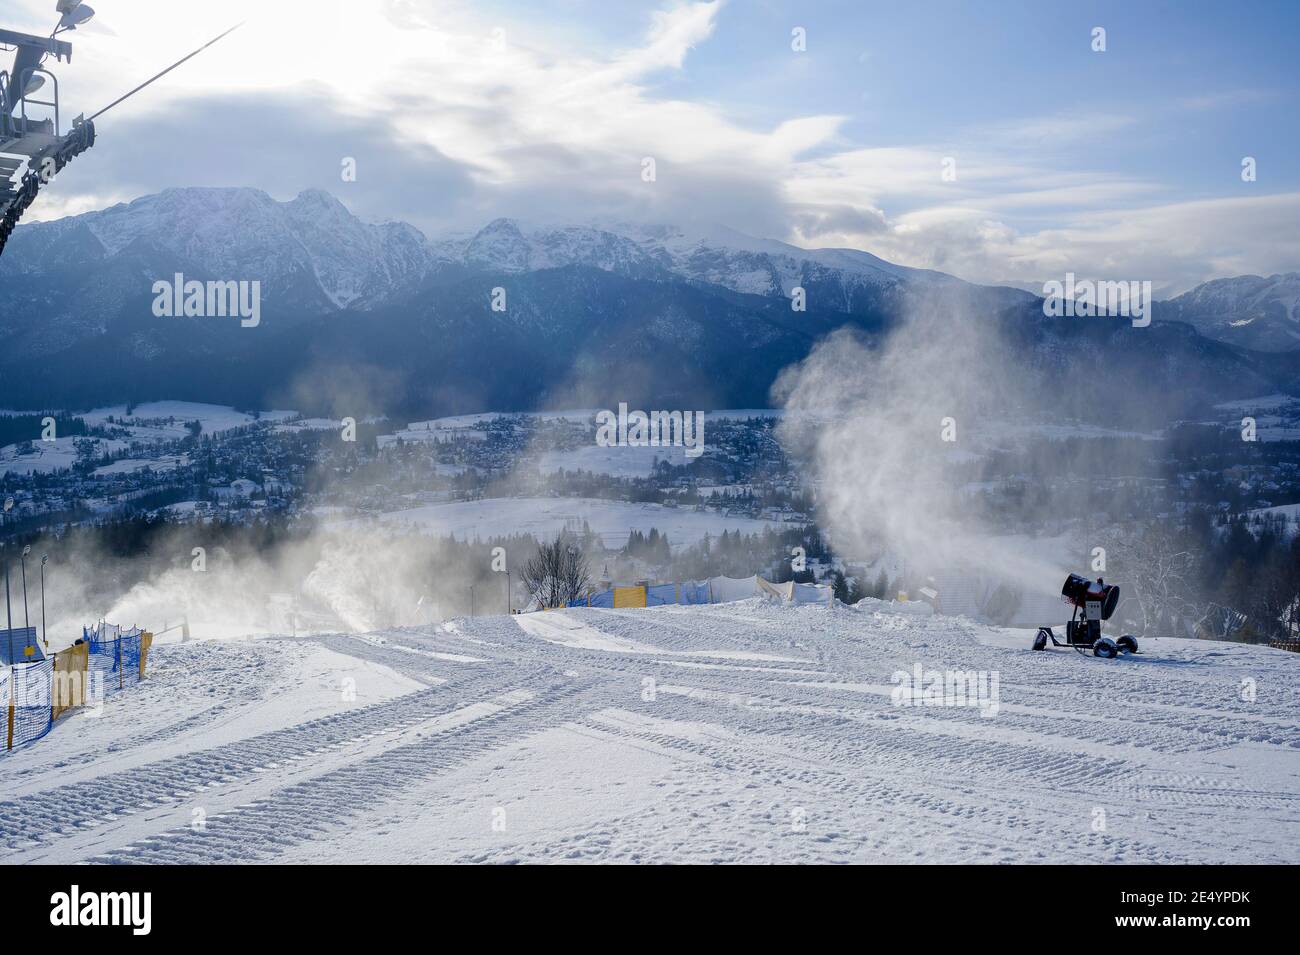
1100,523 -> 1206,637
520,534 -> 590,608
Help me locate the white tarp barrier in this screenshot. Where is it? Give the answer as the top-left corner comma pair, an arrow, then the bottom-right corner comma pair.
755,579 -> 832,606
757,578 -> 793,601
708,575 -> 759,603
793,582 -> 833,606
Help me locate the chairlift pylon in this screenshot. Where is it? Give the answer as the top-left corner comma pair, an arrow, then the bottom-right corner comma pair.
0,3 -> 242,259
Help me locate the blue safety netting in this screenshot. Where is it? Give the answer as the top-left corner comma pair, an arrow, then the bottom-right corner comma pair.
681,581 -> 711,604
0,660 -> 54,752
84,623 -> 144,697
645,584 -> 677,606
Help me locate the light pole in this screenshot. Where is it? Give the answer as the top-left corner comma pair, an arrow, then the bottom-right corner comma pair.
20,545 -> 30,634
3,497 -> 12,671
40,555 -> 47,649
3,546 -> 11,670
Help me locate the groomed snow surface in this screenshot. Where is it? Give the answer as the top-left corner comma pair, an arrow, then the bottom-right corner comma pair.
2,601 -> 1296,864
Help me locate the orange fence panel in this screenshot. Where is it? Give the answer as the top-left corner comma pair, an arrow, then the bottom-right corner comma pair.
51,643 -> 89,722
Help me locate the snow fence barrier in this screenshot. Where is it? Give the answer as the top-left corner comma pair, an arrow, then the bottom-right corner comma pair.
85,623 -> 151,697
2,624 -> 152,755
1,659 -> 54,750
565,577 -> 831,609
51,642 -> 89,720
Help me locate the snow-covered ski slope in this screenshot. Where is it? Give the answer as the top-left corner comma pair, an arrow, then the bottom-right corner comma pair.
2,601 -> 1296,864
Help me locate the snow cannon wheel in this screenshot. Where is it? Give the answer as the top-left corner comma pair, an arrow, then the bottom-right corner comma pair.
1117,635 -> 1138,655
1032,628 -> 1050,651
1093,637 -> 1118,659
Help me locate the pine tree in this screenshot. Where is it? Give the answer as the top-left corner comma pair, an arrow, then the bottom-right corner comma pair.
846,575 -> 864,605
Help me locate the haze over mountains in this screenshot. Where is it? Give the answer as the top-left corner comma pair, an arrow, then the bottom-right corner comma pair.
0,186 -> 1295,422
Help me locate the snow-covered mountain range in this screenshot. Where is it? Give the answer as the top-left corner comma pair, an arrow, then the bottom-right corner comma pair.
0,186 -> 1295,417
2,188 -> 431,311
1,186 -> 992,313
452,215 -> 963,298
5,186 -> 1293,332
1157,272 -> 1300,352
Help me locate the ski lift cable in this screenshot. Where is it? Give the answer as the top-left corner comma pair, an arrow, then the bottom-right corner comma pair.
86,21 -> 244,123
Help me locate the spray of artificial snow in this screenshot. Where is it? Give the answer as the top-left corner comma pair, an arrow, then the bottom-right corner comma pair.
774,287 -> 1067,597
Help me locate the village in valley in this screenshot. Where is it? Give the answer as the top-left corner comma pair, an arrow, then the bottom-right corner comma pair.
1,398 -> 1298,640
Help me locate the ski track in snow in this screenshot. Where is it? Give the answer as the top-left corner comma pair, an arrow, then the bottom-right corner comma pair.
1,601 -> 1296,864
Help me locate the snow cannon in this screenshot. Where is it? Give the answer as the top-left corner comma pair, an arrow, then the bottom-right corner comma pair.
1061,573 -> 1119,619
1031,574 -> 1138,658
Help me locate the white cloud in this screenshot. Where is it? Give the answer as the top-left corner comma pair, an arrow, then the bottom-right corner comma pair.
821,192 -> 1300,296
611,1 -> 722,77
8,0 -> 1294,294
1179,89 -> 1278,111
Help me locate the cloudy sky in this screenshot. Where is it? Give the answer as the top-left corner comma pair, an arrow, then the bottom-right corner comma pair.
8,0 -> 1299,294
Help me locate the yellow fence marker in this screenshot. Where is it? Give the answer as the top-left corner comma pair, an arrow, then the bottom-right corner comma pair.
140,633 -> 153,678
613,586 -> 647,608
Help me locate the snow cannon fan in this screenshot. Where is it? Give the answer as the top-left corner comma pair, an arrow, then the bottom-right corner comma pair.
1031,574 -> 1138,658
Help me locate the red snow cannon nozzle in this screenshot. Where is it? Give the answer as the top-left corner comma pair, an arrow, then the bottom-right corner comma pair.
1061,573 -> 1119,620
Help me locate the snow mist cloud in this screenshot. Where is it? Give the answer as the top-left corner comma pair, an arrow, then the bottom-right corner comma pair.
31,521 -> 531,647
773,288 -> 1065,598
